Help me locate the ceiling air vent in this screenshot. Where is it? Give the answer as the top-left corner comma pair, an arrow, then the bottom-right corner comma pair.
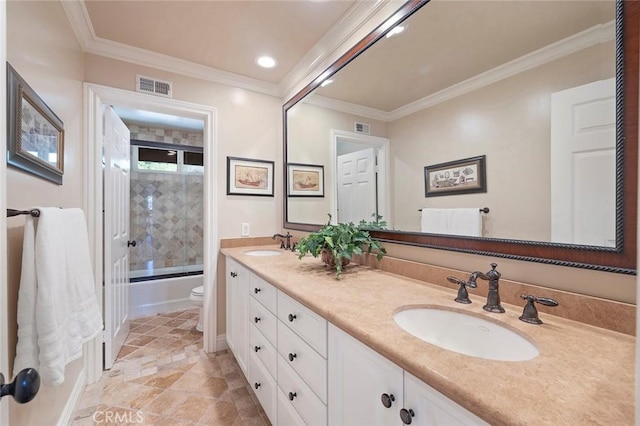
354,121 -> 371,135
136,75 -> 172,98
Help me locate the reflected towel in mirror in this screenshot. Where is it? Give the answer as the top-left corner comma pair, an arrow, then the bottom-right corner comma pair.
421,208 -> 482,237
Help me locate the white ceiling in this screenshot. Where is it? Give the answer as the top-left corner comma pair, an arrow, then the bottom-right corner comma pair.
73,0 -> 364,129
315,0 -> 615,112
83,0 -> 356,84
70,0 -> 615,126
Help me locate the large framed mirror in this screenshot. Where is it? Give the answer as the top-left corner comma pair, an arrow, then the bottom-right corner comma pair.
284,0 -> 638,274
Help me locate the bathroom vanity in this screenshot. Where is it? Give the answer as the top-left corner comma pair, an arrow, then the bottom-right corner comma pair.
223,247 -> 634,425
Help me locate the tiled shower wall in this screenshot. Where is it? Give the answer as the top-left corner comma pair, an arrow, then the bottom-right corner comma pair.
127,124 -> 204,272
129,124 -> 203,147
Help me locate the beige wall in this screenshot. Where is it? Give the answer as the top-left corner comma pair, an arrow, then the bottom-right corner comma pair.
389,42 -> 614,238
84,54 -> 282,240
7,1 -> 85,424
287,101 -> 388,224
84,55 -> 283,337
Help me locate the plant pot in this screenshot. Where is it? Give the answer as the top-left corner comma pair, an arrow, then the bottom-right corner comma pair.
321,249 -> 350,268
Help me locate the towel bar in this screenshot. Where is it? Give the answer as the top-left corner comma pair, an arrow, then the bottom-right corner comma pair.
6,209 -> 41,218
418,207 -> 489,214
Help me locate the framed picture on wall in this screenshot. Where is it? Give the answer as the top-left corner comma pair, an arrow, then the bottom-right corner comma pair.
424,155 -> 487,197
226,156 -> 275,196
287,163 -> 324,197
6,63 -> 65,185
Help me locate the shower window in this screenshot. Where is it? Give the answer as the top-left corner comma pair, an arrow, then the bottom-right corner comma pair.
129,139 -> 204,281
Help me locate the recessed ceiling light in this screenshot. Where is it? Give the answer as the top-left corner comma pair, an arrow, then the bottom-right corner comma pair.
386,25 -> 405,38
256,56 -> 277,68
320,79 -> 334,87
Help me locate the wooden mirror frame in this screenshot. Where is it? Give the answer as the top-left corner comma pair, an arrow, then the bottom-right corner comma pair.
283,0 -> 638,274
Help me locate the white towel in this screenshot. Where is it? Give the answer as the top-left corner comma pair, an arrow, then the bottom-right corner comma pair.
421,208 -> 482,237
14,208 -> 103,386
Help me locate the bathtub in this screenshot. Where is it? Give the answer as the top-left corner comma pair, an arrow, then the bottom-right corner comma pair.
129,265 -> 203,319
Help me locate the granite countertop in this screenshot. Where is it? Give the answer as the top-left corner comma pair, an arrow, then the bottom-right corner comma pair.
222,245 -> 635,425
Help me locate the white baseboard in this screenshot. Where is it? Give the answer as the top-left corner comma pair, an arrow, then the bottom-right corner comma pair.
57,367 -> 86,426
216,334 -> 229,351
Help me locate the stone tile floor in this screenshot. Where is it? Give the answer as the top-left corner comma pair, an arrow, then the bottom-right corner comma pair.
71,309 -> 269,425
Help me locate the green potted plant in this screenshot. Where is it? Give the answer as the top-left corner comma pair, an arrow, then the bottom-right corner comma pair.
297,214 -> 387,278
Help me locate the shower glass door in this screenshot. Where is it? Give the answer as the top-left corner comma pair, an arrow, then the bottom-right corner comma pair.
129,140 -> 204,281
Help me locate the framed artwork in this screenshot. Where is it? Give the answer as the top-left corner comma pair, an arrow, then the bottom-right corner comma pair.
226,156 -> 274,196
424,155 -> 487,197
7,63 -> 64,185
288,163 -> 324,197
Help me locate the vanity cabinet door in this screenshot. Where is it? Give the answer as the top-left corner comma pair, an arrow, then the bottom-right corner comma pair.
226,257 -> 249,376
328,324 -> 403,426
403,372 -> 488,426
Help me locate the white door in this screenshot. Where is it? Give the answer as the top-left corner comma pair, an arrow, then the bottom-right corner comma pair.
337,147 -> 377,224
404,372 -> 488,425
103,106 -> 131,369
226,258 -> 249,375
328,324 -> 403,425
551,78 -> 616,247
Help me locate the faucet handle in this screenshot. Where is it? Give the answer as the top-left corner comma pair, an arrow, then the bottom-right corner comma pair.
447,276 -> 476,304
519,295 -> 558,324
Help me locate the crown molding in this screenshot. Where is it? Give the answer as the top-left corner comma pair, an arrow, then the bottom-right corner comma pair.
61,0 -> 279,97
278,0 -> 392,101
300,20 -> 615,123
61,0 -> 614,113
387,20 -> 615,121
304,94 -> 389,122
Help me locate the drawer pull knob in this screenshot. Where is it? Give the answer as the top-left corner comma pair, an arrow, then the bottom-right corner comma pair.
230,272 -> 237,278
288,392 -> 297,401
254,288 -> 261,294
288,314 -> 297,322
254,317 -> 261,323
288,353 -> 297,362
254,382 -> 261,390
254,346 -> 261,352
400,408 -> 415,425
381,393 -> 395,408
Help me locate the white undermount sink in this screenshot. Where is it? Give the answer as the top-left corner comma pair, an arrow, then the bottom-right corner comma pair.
393,307 -> 539,361
244,249 -> 282,257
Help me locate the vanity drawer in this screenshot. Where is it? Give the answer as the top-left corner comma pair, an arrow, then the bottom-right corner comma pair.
249,323 -> 277,380
278,320 -> 327,403
278,292 -> 327,357
277,386 -> 306,426
249,273 -> 277,314
249,296 -> 277,346
278,354 -> 327,426
248,351 -> 277,425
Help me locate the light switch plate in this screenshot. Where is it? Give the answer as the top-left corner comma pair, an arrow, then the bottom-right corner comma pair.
241,223 -> 250,236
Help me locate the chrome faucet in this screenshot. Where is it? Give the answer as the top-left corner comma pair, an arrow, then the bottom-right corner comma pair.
468,263 -> 505,313
272,232 -> 295,251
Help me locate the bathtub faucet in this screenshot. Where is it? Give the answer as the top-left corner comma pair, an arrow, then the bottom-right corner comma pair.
273,232 -> 295,251
468,262 -> 505,313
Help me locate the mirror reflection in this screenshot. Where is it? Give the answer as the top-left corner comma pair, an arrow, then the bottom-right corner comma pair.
287,0 -> 616,247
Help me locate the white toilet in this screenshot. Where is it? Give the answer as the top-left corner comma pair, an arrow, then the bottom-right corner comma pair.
189,285 -> 204,332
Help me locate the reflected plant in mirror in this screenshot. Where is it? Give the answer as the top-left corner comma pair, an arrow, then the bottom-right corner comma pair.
284,0 -> 638,273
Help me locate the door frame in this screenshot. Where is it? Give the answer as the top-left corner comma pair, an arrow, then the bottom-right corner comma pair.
329,129 -> 390,226
83,83 -> 217,383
